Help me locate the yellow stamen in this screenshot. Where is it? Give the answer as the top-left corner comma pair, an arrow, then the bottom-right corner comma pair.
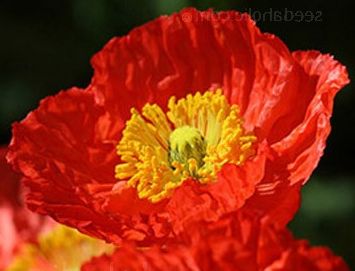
115,89 -> 257,203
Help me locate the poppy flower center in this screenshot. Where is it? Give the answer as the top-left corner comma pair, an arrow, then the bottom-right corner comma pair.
168,126 -> 207,178
115,90 -> 257,203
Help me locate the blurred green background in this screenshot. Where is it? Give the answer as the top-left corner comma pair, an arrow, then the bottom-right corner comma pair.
0,0 -> 354,268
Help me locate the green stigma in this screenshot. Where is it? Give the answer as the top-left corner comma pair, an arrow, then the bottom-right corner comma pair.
168,126 -> 206,172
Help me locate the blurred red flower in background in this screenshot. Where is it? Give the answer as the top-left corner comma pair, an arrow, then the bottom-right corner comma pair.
0,147 -> 53,270
5,7 -> 350,269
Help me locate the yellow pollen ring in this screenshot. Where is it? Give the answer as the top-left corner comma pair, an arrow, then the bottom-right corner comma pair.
115,89 -> 257,203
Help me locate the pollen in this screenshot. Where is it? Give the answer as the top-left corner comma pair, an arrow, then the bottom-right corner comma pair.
115,89 -> 257,203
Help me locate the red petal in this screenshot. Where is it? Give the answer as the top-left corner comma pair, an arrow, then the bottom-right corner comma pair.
265,239 -> 350,271
271,51 -> 349,186
81,244 -> 199,271
82,213 -> 349,271
7,89 -> 125,243
90,8 -> 296,118
245,51 -> 349,225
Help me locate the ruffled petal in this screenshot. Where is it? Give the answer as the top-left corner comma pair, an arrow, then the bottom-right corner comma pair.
265,239 -> 350,271
81,213 -> 350,271
7,89 -> 126,243
271,51 -> 349,185
81,244 -> 199,271
90,8 -> 296,120
244,176 -> 302,228
243,51 -> 349,225
102,183 -> 172,245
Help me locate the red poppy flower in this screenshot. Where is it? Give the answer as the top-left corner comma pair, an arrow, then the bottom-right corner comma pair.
81,212 -> 350,271
7,8 -> 349,246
